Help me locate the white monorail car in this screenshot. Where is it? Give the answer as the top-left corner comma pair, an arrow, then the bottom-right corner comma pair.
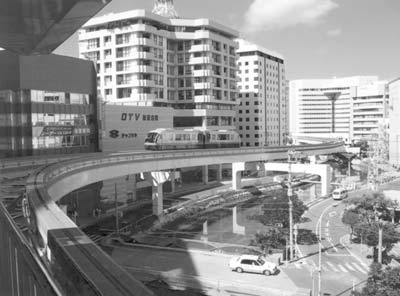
144,128 -> 241,150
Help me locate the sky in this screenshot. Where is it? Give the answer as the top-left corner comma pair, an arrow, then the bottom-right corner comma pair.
56,0 -> 400,81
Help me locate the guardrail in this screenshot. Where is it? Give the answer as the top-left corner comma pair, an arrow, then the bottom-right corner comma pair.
42,142 -> 344,185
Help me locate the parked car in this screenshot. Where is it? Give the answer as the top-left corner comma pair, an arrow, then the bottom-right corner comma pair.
332,188 -> 348,200
229,255 -> 278,275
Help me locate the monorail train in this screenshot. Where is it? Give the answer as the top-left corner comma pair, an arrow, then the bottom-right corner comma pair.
144,128 -> 241,150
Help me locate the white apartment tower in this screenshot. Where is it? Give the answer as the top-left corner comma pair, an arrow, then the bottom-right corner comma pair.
350,81 -> 389,140
236,39 -> 288,147
79,1 -> 239,130
290,76 -> 379,142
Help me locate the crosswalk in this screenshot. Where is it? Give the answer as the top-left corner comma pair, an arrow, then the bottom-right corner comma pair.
286,260 -> 369,275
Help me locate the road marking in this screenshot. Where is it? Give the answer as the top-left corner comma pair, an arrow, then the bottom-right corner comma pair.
329,211 -> 337,217
351,263 -> 368,274
336,264 -> 348,272
325,261 -> 339,272
345,263 -> 356,271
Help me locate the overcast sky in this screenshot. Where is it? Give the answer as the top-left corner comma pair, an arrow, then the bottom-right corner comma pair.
55,0 -> 400,81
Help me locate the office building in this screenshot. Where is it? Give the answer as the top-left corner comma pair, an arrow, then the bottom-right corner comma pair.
350,81 -> 389,141
389,78 -> 400,166
289,76 -> 379,142
236,39 -> 288,147
79,4 -> 239,130
0,51 -> 99,158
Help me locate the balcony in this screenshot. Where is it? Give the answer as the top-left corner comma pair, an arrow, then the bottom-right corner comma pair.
194,95 -> 214,103
193,69 -> 212,77
116,79 -> 155,87
189,44 -> 211,52
193,82 -> 212,89
189,57 -> 211,65
117,51 -> 154,60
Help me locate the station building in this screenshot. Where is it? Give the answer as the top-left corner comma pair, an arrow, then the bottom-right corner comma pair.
236,39 -> 288,147
0,51 -> 99,158
78,4 -> 239,131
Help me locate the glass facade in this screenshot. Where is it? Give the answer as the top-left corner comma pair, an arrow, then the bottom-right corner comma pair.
0,89 -> 97,158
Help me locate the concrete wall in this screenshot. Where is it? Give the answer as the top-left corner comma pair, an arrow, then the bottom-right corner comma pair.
0,204 -> 60,296
0,51 -> 97,95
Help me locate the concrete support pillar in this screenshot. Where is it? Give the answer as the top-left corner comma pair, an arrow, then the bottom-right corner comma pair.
232,162 -> 246,190
202,165 -> 209,184
152,183 -> 163,216
130,174 -> 137,201
320,165 -> 332,197
146,171 -> 169,216
256,162 -> 266,177
216,164 -> 222,181
310,184 -> 318,199
232,206 -> 245,235
170,170 -> 176,193
309,155 -> 317,164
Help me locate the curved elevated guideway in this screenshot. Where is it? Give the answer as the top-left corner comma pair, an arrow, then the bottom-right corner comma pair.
26,141 -> 344,295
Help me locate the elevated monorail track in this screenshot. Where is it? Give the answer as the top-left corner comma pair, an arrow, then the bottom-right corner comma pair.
25,141 -> 344,295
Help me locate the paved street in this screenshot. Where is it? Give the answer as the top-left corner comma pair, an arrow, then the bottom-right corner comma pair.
290,198 -> 371,295
107,244 -> 306,296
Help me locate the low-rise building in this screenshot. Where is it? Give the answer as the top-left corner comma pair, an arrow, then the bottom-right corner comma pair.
0,51 -> 99,158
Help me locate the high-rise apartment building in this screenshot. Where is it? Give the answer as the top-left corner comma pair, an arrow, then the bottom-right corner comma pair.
389,78 -> 400,166
79,5 -> 239,130
350,81 -> 389,140
236,39 -> 288,147
289,76 -> 379,142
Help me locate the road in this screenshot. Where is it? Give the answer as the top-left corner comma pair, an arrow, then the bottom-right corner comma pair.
287,198 -> 371,296
106,244 -> 308,296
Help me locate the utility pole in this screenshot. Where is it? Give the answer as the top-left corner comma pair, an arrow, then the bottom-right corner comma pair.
288,150 -> 295,260
114,183 -> 119,237
374,205 -> 384,264
318,217 -> 322,296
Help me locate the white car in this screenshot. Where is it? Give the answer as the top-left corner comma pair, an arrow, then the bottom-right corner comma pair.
332,188 -> 348,200
229,255 -> 278,275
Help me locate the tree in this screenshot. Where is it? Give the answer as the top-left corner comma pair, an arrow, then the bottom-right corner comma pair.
250,228 -> 287,253
342,209 -> 359,241
344,192 -> 400,257
352,263 -> 400,296
250,194 -> 308,228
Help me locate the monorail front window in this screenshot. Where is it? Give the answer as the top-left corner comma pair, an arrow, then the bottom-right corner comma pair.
145,133 -> 158,143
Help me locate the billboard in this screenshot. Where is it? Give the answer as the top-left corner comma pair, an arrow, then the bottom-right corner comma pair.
102,105 -> 174,152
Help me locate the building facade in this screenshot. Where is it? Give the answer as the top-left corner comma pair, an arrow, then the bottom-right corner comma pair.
79,9 -> 239,130
101,104 -> 173,152
0,51 -> 99,158
289,76 -> 379,142
236,39 -> 288,147
350,81 -> 389,141
389,78 -> 400,166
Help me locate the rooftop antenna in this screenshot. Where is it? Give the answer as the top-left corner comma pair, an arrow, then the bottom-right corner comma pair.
152,0 -> 179,18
